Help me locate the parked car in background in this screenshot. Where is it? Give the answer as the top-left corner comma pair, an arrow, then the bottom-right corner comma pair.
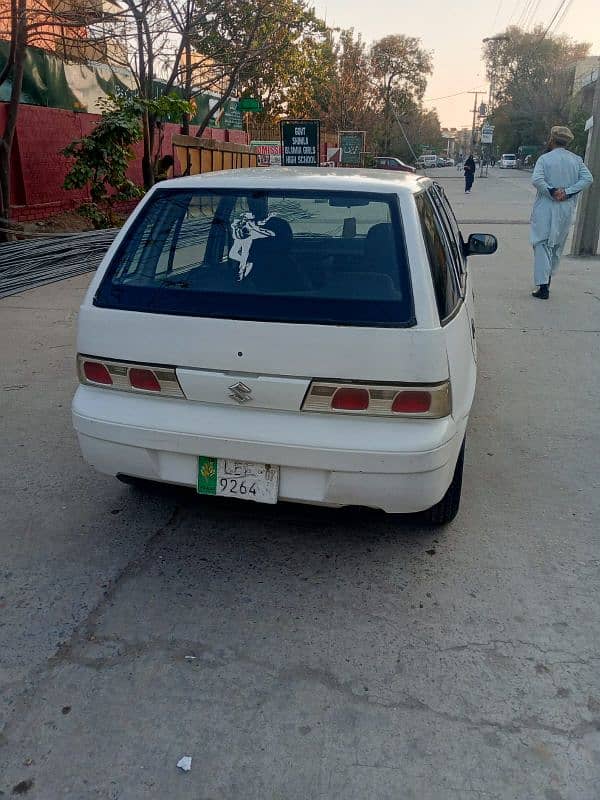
372,156 -> 416,173
73,168 -> 497,523
499,153 -> 517,169
416,155 -> 438,169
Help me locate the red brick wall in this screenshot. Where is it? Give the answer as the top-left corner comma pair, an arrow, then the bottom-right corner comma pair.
1,104 -> 248,221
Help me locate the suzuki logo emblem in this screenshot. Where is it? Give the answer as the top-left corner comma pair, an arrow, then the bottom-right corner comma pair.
228,381 -> 253,404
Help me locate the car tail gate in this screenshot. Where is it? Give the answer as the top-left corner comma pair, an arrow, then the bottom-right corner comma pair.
79,183 -> 449,413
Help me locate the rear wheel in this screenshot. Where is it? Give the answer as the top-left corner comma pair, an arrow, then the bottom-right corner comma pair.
421,440 -> 465,525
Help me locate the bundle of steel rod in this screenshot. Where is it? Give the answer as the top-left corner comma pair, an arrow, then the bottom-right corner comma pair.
0,229 -> 118,299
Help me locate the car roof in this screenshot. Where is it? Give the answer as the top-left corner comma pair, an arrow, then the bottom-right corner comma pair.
159,167 -> 429,196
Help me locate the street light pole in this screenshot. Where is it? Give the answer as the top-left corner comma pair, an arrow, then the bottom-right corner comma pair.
571,61 -> 600,256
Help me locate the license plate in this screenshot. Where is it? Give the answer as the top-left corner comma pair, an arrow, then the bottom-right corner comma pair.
197,457 -> 279,504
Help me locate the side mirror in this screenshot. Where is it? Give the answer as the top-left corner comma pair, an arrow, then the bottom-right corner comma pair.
465,233 -> 498,256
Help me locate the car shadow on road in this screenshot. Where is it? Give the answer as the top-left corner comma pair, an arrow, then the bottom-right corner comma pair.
127,480 -> 443,546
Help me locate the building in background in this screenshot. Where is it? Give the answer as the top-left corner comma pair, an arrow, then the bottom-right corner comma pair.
0,0 -> 124,63
572,56 -> 599,117
454,127 -> 472,157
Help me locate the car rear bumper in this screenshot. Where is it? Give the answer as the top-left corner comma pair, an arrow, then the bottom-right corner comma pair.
73,386 -> 467,513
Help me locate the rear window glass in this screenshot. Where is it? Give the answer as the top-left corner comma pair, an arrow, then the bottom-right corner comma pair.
94,188 -> 415,327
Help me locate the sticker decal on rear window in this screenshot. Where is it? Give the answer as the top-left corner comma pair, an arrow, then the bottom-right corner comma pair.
229,213 -> 275,280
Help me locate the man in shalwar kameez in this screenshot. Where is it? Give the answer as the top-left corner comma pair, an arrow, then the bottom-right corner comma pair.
530,125 -> 593,299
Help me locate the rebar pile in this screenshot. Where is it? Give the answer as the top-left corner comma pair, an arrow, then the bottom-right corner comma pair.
0,229 -> 118,299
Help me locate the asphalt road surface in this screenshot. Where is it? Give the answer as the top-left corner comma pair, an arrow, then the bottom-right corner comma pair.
1,168 -> 599,800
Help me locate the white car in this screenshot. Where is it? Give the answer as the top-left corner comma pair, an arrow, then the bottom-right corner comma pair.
499,153 -> 517,169
416,155 -> 437,169
73,168 -> 497,523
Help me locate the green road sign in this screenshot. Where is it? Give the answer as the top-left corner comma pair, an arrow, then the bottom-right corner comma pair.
239,97 -> 263,113
339,132 -> 365,165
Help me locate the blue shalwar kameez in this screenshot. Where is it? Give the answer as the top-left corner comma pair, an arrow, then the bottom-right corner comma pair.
530,148 -> 593,285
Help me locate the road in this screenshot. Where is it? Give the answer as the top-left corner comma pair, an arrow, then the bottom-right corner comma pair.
1,168 -> 599,800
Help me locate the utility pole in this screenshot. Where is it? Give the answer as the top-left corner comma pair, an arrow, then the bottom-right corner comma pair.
471,92 -> 478,151
571,64 -> 600,256
466,91 -> 484,153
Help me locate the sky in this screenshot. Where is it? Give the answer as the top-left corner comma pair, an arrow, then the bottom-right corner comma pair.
312,0 -> 600,128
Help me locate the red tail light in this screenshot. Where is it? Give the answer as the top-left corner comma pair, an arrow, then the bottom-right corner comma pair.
83,361 -> 113,385
77,355 -> 184,398
392,391 -> 431,413
332,387 -> 369,411
302,381 -> 451,418
129,368 -> 161,392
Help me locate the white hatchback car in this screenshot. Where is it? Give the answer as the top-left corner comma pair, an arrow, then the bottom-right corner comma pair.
73,168 -> 497,523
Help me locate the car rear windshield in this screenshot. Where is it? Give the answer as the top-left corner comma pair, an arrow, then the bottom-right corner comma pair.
94,188 -> 415,327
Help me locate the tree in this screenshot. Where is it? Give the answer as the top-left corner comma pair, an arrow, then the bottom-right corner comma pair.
62,93 -> 192,226
370,35 -> 432,154
242,10 -> 332,121
108,0 -> 318,189
483,26 -> 590,153
0,0 -> 119,235
196,0 -> 318,134
62,99 -> 143,228
318,29 -> 373,133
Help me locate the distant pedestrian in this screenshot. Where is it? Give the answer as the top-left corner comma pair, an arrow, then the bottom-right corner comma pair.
464,154 -> 476,193
490,155 -> 496,167
530,125 -> 593,299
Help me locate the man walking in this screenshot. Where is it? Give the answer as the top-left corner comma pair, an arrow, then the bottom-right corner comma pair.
530,126 -> 593,299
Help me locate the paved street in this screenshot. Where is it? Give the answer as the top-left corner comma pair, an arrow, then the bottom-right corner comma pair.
1,168 -> 599,800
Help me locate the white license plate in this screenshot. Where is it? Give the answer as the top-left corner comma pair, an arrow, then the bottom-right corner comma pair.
197,457 -> 279,504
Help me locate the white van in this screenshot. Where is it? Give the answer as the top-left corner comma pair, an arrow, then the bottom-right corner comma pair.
73,169 -> 497,523
416,155 -> 437,169
499,154 -> 517,169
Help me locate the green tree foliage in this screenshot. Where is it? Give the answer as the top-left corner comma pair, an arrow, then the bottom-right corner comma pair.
236,4 -> 330,120
62,94 -> 192,227
62,103 -> 143,228
318,29 -> 373,133
483,26 -> 590,153
195,0 -> 319,133
370,35 -> 433,154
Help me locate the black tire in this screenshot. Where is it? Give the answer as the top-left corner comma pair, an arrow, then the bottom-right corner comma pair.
421,440 -> 465,525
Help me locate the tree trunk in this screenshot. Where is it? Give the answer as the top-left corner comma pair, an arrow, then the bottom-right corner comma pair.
0,143 -> 10,229
141,110 -> 154,190
0,0 -> 26,241
181,42 -> 192,136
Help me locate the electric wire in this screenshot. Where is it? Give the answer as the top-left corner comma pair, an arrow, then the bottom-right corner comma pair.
516,0 -> 536,27
490,0 -> 504,33
0,229 -> 118,298
550,0 -> 575,32
538,0 -> 573,40
523,0 -> 543,30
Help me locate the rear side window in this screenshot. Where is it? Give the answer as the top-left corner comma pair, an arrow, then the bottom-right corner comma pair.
95,188 -> 415,327
415,192 -> 461,321
430,184 -> 465,278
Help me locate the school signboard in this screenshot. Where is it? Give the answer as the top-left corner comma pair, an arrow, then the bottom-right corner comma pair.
339,131 -> 365,165
280,120 -> 320,166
